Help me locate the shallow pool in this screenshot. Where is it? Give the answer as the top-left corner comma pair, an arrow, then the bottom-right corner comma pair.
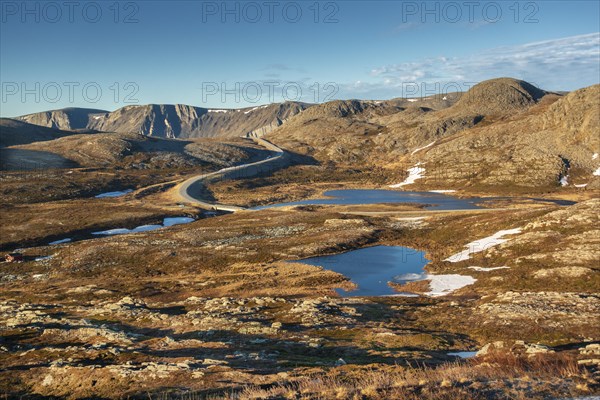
291,245 -> 430,297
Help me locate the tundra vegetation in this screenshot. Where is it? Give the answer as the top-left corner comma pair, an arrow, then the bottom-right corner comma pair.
0,79 -> 598,399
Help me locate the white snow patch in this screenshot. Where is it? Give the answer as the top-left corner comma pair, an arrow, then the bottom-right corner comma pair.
407,98 -> 419,102
243,107 -> 257,114
593,167 -> 600,176
243,104 -> 269,114
389,163 -> 425,188
442,96 -> 447,100
95,189 -> 133,198
411,141 -> 436,155
92,116 -> 103,120
426,274 -> 476,296
593,153 -> 598,160
444,228 -> 522,263
392,271 -> 476,296
35,255 -> 54,262
468,266 -> 510,272
48,238 -> 71,245
208,109 -> 228,113
429,189 -> 456,193
575,184 -> 588,188
560,175 -> 569,186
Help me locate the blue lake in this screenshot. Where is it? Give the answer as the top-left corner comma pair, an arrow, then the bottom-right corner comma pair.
292,245 -> 430,297
254,189 -> 576,211
255,190 -> 482,210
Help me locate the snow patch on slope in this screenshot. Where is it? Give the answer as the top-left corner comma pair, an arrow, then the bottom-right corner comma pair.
389,163 -> 425,188
426,274 -> 477,296
243,104 -> 269,114
395,271 -> 476,297
411,141 -> 436,155
444,228 -> 522,263
468,266 -> 510,272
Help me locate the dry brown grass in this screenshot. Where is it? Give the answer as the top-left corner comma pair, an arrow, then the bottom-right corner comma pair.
229,353 -> 589,400
0,197 -> 197,250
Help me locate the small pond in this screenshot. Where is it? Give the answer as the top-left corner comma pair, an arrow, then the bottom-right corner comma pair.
292,245 -> 430,297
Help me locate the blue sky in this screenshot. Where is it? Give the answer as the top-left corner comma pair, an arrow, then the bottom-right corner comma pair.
1,1 -> 599,116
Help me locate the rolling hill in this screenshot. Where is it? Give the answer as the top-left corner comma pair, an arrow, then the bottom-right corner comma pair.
266,78 -> 599,190
0,118 -> 79,147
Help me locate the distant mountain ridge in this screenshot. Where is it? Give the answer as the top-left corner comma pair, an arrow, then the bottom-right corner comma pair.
16,102 -> 312,139
5,77 -> 599,189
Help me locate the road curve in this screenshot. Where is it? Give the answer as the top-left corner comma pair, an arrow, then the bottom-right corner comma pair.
176,138 -> 288,211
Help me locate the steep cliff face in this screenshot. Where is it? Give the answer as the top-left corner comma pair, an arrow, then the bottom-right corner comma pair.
18,102 -> 312,138
85,104 -> 202,138
17,108 -> 108,131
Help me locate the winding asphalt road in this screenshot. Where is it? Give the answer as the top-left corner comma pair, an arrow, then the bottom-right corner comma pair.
176,138 -> 288,211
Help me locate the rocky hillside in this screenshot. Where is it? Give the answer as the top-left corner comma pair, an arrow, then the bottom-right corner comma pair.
419,84 -> 600,189
0,118 -> 78,147
268,78 -> 599,190
9,132 -> 264,169
451,78 -> 548,115
16,102 -> 312,139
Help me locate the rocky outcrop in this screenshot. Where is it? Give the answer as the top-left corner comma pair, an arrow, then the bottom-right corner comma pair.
246,117 -> 285,138
477,340 -> 555,357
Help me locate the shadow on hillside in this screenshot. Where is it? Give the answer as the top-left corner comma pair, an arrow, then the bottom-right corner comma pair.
0,148 -> 79,171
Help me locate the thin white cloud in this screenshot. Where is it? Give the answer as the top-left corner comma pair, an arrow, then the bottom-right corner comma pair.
197,34 -> 599,106
363,33 -> 600,96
